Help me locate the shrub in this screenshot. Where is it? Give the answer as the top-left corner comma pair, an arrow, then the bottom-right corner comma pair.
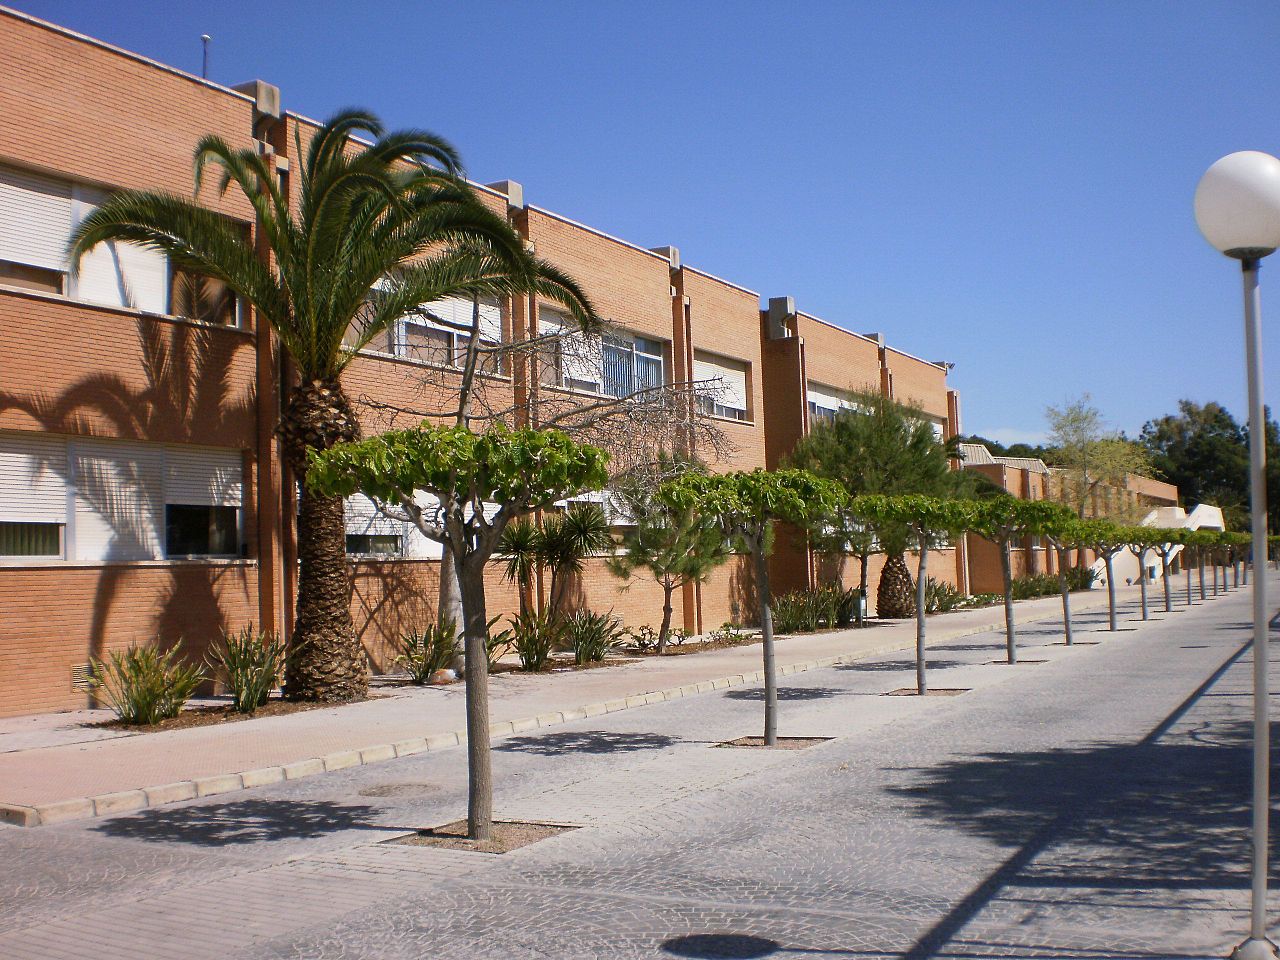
624,624 -> 661,652
396,620 -> 457,684
508,609 -> 562,672
773,585 -> 846,633
923,577 -> 966,614
207,625 -> 285,713
564,610 -> 625,664
835,587 -> 862,627
485,616 -> 512,669
91,645 -> 204,725
1063,565 -> 1097,592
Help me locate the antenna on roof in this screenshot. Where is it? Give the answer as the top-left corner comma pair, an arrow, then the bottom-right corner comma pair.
201,34 -> 211,79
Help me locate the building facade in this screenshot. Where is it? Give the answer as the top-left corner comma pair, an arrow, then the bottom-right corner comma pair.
0,8 -> 960,716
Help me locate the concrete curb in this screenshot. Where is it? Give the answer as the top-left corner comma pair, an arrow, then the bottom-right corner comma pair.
0,593 -> 1131,828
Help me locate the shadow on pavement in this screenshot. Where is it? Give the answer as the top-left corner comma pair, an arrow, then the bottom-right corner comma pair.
722,687 -> 845,702
495,730 -> 682,755
94,799 -> 385,846
661,933 -> 857,957
836,659 -> 967,673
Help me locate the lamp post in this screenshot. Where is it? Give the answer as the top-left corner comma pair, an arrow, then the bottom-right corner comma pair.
1195,150 -> 1280,960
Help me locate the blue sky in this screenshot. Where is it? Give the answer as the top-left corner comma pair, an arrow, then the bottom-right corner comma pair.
17,1 -> 1280,444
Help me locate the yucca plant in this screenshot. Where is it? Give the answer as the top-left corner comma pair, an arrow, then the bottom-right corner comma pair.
91,645 -> 205,725
507,609 -> 563,672
396,620 -> 458,684
564,610 -> 624,665
207,625 -> 286,713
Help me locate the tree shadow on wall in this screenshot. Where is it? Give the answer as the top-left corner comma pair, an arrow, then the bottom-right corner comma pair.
0,318 -> 255,699
729,556 -> 758,628
350,560 -> 438,674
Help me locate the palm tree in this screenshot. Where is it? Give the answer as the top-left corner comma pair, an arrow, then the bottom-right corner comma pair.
70,110 -> 595,702
539,504 -> 613,616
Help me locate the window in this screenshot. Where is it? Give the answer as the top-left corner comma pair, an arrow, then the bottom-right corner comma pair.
170,268 -> 240,326
806,384 -> 856,426
165,504 -> 238,557
603,335 -> 664,398
396,296 -> 503,373
0,521 -> 62,557
0,260 -> 63,294
346,533 -> 403,556
694,353 -> 749,421
540,309 -> 604,393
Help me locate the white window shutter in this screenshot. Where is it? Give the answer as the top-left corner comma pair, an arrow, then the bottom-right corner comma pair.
164,446 -> 242,506
70,439 -> 164,562
71,186 -> 169,313
541,310 -> 601,388
0,165 -> 73,272
0,432 -> 68,523
695,354 -> 748,411
806,383 -> 852,413
345,494 -> 402,538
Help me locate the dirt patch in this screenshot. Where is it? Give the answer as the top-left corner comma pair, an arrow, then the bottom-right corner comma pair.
490,656 -> 641,676
716,736 -> 833,749
358,782 -> 439,798
90,695 -> 377,733
628,634 -> 761,656
387,819 -> 576,854
884,687 -> 970,697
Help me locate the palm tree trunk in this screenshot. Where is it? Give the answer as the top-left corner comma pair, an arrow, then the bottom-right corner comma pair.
752,541 -> 778,746
1001,541 -> 1016,663
458,551 -> 493,842
658,581 -> 676,654
1105,553 -> 1118,631
877,552 -> 915,619
915,540 -> 928,695
1057,546 -> 1073,645
280,380 -> 364,702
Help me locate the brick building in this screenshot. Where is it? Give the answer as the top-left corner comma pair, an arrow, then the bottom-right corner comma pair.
0,8 -> 960,716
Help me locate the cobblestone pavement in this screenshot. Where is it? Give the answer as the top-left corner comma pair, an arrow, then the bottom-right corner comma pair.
1,583 -> 1275,959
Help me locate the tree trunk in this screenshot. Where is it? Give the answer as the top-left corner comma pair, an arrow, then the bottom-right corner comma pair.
915,540 -> 928,695
279,380 -> 365,702
657,581 -> 676,654
1000,541 -> 1016,663
1105,553 -> 1117,631
438,560 -> 465,672
877,552 -> 916,619
1057,545 -> 1073,645
1137,551 -> 1148,620
858,554 -> 869,628
1186,556 -> 1192,605
1198,550 -> 1206,600
1161,551 -> 1173,613
457,552 -> 493,842
752,543 -> 778,746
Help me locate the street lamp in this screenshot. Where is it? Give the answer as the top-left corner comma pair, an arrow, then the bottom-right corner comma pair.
1196,150 -> 1280,960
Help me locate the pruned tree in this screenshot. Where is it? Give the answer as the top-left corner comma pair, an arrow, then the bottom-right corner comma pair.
971,497 -> 1076,663
1078,519 -> 1128,631
307,423 -> 609,841
660,469 -> 844,744
852,494 -> 976,694
1039,510 -> 1090,645
607,460 -> 730,652
1123,526 -> 1160,621
1150,528 -> 1185,614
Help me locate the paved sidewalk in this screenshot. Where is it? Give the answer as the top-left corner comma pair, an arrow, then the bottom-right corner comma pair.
0,584 -> 1151,824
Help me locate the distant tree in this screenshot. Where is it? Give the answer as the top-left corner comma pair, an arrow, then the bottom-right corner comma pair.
1046,395 -> 1151,519
786,391 -> 959,618
661,469 -> 844,745
1078,519 -> 1128,631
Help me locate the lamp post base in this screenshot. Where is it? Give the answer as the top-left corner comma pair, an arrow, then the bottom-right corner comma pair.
1231,936 -> 1279,960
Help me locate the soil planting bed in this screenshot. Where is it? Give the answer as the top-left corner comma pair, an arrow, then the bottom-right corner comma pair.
387,819 -> 576,854
884,687 -> 969,697
91,696 -> 370,733
489,657 -> 640,676
716,736 -> 833,749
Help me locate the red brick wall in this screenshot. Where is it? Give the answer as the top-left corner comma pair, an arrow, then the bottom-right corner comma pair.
699,556 -> 756,628
0,292 -> 257,446
794,313 -> 881,398
0,9 -> 255,221
0,562 -> 258,716
884,347 -> 950,420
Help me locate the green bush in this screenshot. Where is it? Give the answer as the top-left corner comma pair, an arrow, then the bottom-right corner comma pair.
486,616 -> 512,669
772,586 -> 844,633
508,609 -> 563,672
834,586 -> 862,627
564,610 -> 625,664
207,625 -> 285,713
1063,565 -> 1097,592
396,620 -> 457,684
91,645 -> 204,725
923,577 -> 966,614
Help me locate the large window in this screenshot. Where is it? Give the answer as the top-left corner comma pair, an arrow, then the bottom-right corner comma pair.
396,296 -> 503,373
0,164 -> 243,326
806,383 -> 856,425
0,433 -> 244,563
694,352 -> 750,421
603,334 -> 664,398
